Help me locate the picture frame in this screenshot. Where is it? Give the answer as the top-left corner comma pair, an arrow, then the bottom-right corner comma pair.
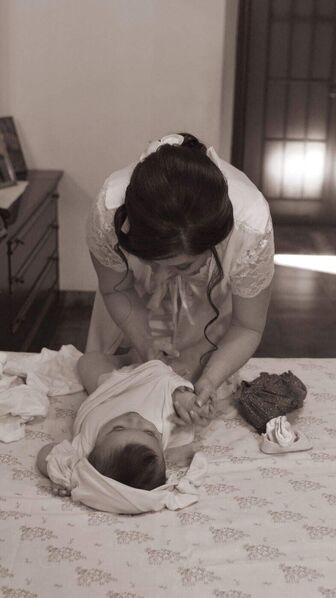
0,132 -> 17,189
0,116 -> 28,180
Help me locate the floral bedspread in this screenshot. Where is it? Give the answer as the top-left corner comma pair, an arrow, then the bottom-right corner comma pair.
1,358 -> 336,598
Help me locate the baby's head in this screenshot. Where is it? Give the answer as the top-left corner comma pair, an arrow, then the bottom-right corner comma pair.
88,412 -> 166,490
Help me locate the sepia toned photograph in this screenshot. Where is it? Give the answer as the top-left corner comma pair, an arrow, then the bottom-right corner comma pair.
0,1 -> 335,596
0,116 -> 28,179
0,132 -> 16,188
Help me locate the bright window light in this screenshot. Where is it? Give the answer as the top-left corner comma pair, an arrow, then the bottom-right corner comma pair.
282,142 -> 305,197
274,254 -> 336,275
264,141 -> 325,198
303,143 -> 326,198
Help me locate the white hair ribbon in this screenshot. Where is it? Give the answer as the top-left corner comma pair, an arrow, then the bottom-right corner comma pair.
104,136 -> 224,210
139,134 -> 184,162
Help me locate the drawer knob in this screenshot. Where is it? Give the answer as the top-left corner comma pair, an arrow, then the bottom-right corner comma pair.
13,238 -> 25,249
50,223 -> 59,230
13,275 -> 25,284
329,85 -> 336,99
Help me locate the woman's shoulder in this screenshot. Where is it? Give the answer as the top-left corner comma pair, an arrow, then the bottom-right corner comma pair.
101,162 -> 137,211
86,162 -> 136,270
219,159 -> 271,235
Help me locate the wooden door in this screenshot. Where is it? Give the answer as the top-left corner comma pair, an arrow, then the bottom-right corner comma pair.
232,0 -> 336,224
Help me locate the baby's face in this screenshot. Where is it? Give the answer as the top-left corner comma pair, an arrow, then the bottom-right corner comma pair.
96,412 -> 164,459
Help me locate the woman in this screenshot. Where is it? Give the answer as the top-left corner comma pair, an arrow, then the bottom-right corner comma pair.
86,133 -> 274,422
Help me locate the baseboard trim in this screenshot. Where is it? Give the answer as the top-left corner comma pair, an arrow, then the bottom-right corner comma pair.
58,290 -> 95,308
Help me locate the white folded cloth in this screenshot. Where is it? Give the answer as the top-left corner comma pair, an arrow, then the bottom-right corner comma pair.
260,415 -> 312,454
264,416 -> 296,447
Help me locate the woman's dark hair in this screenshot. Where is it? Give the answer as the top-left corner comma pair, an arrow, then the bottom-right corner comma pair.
88,442 -> 166,491
114,132 -> 234,358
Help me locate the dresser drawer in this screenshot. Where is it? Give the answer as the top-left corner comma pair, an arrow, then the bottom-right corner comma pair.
9,258 -> 58,347
0,169 -> 62,351
10,228 -> 58,320
9,195 -> 58,277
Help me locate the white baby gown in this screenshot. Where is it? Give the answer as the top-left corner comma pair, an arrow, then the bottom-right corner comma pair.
72,359 -> 195,453
46,361 -> 207,514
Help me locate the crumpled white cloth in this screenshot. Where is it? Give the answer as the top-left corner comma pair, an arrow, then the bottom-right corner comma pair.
0,379 -> 49,443
0,352 -> 6,377
0,394 -> 49,442
5,345 -> 83,397
0,345 -> 83,443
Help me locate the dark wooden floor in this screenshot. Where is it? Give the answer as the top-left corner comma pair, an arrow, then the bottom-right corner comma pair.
47,225 -> 336,357
255,225 -> 336,357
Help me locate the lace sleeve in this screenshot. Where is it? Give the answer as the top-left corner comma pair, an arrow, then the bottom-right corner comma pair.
86,180 -> 126,271
230,220 -> 275,298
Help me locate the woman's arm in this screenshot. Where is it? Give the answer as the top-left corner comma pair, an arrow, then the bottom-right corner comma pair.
195,283 -> 272,403
91,252 -> 154,361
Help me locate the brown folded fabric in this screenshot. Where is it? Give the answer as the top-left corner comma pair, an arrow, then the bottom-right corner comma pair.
236,371 -> 307,433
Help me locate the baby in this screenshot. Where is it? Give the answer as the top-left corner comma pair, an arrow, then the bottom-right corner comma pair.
36,352 -> 214,497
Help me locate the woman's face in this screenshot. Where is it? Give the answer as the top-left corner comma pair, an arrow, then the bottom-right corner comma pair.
149,251 -> 211,275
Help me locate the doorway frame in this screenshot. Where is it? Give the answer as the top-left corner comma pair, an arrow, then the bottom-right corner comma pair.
231,0 -> 336,224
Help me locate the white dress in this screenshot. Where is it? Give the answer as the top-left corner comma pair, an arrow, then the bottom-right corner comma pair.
86,156 -> 275,375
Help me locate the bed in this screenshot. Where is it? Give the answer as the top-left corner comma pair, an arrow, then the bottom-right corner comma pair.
1,357 -> 336,597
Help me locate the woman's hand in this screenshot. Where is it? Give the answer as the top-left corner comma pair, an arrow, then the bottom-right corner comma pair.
194,376 -> 217,408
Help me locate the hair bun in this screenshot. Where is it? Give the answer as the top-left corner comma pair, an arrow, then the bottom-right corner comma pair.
179,132 -> 207,153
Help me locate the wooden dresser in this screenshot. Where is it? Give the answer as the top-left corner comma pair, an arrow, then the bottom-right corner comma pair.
0,170 -> 63,350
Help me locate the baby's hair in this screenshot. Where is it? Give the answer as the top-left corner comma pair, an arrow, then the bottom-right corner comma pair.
113,132 -> 234,361
88,442 -> 166,491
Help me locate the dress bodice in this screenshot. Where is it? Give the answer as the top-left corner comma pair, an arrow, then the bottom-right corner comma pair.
87,155 -> 275,354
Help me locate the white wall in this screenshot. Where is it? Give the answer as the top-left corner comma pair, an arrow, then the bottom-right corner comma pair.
0,0 -> 238,290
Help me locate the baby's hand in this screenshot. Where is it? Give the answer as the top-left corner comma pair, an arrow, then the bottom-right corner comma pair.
171,388 -> 196,425
170,388 -> 215,427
